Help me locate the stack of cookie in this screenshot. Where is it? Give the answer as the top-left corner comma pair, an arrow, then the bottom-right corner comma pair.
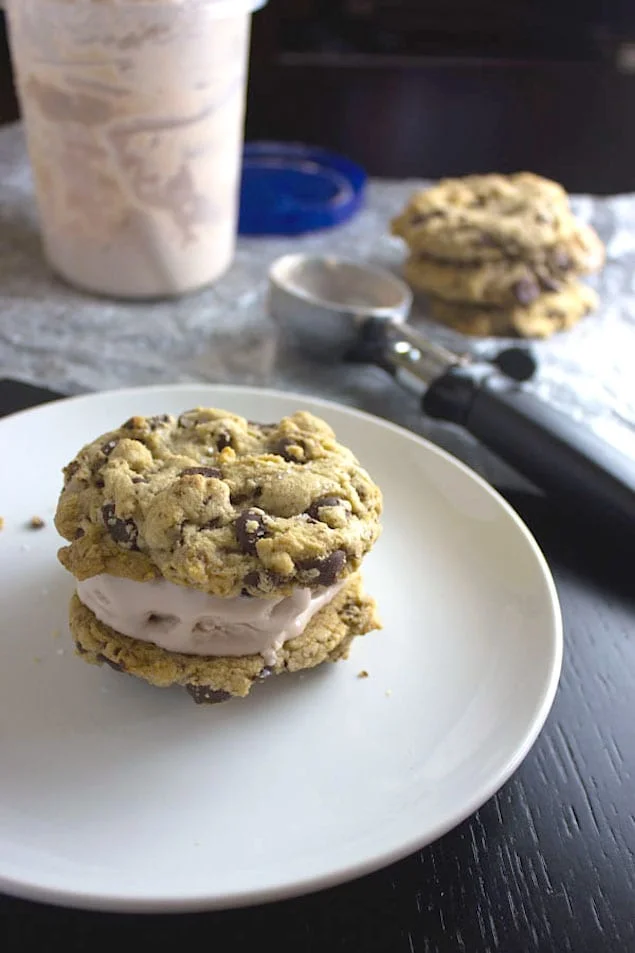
391,172 -> 604,338
55,408 -> 382,704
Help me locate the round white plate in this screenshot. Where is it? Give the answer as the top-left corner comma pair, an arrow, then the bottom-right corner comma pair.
0,384 -> 562,912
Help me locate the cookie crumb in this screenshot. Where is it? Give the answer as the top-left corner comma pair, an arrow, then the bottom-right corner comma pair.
28,516 -> 46,530
357,670 -> 369,679
33,656 -> 42,663
52,628 -> 61,639
385,689 -> 392,697
0,516 -> 4,531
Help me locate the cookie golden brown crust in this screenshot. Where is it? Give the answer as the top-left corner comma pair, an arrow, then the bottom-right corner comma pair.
55,409 -> 382,599
426,281 -> 598,339
403,235 -> 602,308
69,573 -> 381,702
391,172 -> 604,270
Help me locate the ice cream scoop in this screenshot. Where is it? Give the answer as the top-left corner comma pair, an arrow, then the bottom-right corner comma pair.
269,252 -> 635,533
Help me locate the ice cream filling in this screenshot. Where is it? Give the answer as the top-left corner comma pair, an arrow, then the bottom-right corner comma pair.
76,574 -> 343,665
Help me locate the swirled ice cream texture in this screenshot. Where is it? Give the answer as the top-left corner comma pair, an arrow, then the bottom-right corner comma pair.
77,574 -> 343,666
7,0 -> 253,296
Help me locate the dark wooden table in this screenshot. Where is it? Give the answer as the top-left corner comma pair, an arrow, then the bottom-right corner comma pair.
1,378 -> 633,953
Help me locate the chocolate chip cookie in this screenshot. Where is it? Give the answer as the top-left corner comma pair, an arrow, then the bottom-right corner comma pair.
69,572 -> 379,702
404,234 -> 603,308
427,281 -> 598,338
56,409 -> 382,599
391,173 -> 604,268
56,408 -> 382,704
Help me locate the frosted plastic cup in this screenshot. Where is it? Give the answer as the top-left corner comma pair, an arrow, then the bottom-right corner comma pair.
5,0 -> 267,298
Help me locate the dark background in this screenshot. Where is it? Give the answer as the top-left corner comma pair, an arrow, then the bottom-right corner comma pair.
6,0 -> 635,191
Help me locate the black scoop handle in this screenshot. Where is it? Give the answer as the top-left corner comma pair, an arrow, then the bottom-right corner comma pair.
423,369 -> 635,533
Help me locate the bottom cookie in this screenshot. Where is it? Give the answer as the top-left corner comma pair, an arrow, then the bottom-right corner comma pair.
426,282 -> 598,338
69,572 -> 380,703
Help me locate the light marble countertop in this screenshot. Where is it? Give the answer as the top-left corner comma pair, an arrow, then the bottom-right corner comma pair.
1,121 -> 635,483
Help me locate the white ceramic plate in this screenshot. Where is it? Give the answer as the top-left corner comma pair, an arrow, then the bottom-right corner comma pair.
0,384 -> 562,912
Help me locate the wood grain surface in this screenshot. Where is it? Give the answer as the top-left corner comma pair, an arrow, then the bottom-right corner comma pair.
1,381 -> 633,953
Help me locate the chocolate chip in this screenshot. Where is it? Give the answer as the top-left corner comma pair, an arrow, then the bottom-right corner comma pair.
180,467 -> 222,479
215,430 -> 232,451
553,248 -> 571,271
273,437 -> 308,463
306,496 -> 344,521
477,233 -> 498,248
242,569 -> 284,592
75,642 -> 88,655
186,685 -> 232,705
132,476 -> 148,485
230,490 -> 250,505
102,503 -> 139,550
513,278 -> 540,306
243,570 -> 260,589
234,508 -> 270,555
74,527 -> 85,539
101,439 -> 118,456
95,477 -> 105,489
97,654 -> 126,673
298,549 -> 346,586
230,484 -> 262,505
64,460 -> 80,484
540,276 -> 561,293
258,667 -> 272,681
177,412 -> 198,429
148,414 -> 170,430
202,517 -> 222,530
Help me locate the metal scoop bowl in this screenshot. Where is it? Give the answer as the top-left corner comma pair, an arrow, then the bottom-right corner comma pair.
268,253 -> 412,359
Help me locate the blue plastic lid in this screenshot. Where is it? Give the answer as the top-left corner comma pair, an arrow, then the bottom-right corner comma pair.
238,142 -> 367,236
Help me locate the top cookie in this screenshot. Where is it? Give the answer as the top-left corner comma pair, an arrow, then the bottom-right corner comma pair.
391,172 -> 602,267
55,409 -> 382,599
